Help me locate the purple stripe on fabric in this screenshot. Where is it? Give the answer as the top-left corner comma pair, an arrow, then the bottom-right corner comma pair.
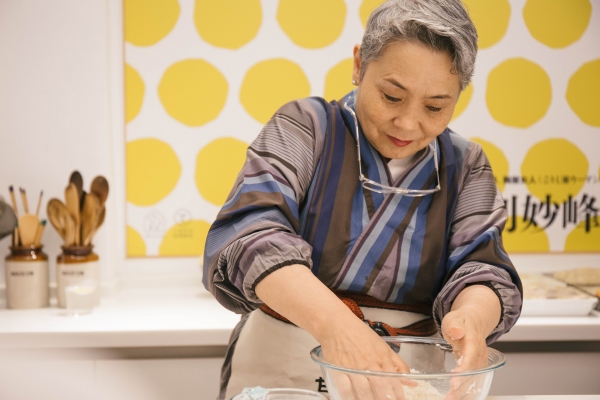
393,194 -> 432,303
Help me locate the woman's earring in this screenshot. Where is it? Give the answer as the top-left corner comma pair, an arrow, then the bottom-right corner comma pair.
352,80 -> 357,85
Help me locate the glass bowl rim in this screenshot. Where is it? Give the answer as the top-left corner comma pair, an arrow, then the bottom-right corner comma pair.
310,336 -> 506,379
231,388 -> 329,399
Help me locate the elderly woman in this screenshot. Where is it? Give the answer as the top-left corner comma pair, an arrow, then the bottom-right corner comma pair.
204,0 -> 522,399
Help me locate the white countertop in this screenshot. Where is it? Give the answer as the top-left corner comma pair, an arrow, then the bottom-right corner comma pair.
0,285 -> 599,349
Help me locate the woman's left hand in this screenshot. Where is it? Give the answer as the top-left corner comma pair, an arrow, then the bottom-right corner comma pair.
441,307 -> 489,372
440,285 -> 501,400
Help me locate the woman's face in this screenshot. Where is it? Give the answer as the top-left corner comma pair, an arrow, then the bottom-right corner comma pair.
352,40 -> 461,160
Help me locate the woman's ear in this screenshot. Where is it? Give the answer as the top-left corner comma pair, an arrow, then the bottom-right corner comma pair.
352,44 -> 362,85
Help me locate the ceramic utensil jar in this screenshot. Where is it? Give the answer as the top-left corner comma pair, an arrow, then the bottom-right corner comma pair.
56,246 -> 100,308
4,246 -> 49,309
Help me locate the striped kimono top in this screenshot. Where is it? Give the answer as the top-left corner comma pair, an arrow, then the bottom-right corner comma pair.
204,91 -> 522,342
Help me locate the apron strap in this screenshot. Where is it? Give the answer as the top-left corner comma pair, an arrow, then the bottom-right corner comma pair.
259,291 -> 438,337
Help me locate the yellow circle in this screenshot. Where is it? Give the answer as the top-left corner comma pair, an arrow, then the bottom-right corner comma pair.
324,59 -> 355,101
125,0 -> 180,46
194,0 -> 262,49
523,0 -> 591,49
451,83 -> 473,121
125,64 -> 145,123
159,220 -> 211,256
470,137 -> 509,192
521,139 -> 589,204
240,59 -> 310,124
127,226 -> 147,256
567,59 -> 600,127
127,138 -> 182,206
503,217 -> 550,253
277,0 -> 346,49
359,0 -> 385,28
462,0 -> 511,49
158,59 -> 228,127
486,58 -> 552,128
196,138 -> 248,206
565,221 -> 600,252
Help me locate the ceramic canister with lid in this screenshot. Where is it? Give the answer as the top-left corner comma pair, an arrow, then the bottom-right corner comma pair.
4,246 -> 50,309
56,245 -> 100,308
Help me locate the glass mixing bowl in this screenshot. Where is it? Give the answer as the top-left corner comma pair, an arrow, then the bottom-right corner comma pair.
310,336 -> 506,400
231,387 -> 329,400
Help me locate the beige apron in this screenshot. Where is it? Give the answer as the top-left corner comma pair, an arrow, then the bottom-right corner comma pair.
225,304 -> 435,399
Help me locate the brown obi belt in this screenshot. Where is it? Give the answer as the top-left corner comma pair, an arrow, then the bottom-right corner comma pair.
259,291 -> 438,337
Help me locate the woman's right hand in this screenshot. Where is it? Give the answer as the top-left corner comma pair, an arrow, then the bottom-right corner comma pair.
255,264 -> 415,399
317,314 -> 416,400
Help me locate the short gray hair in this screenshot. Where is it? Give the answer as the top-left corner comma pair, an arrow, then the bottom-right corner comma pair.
360,0 -> 478,91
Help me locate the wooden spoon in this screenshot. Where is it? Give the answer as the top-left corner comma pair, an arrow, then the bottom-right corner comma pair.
84,205 -> 105,246
64,183 -> 81,245
81,193 -> 100,246
18,214 -> 39,247
69,171 -> 84,201
47,198 -> 70,243
96,206 -> 105,229
90,176 -> 109,207
63,213 -> 76,246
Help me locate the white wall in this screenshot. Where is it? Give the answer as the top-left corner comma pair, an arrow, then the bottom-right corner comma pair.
0,0 -> 119,287
0,0 -> 203,292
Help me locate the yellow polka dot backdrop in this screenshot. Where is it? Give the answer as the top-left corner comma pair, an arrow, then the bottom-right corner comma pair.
566,59 -> 600,127
126,138 -> 181,206
523,0 -> 592,49
194,0 -> 262,49
277,0 -> 347,49
503,218 -> 550,253
159,220 -> 211,256
125,0 -> 180,46
125,64 -> 145,123
124,1 -> 600,256
240,59 -> 310,124
195,138 -> 249,206
486,58 -> 552,128
462,0 -> 511,49
158,59 -> 228,127
126,226 -> 147,256
565,221 -> 600,252
521,139 -> 589,204
324,58 -> 355,101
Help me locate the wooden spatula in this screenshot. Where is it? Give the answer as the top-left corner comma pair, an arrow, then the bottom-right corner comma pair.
18,214 -> 39,247
81,193 -> 100,246
64,183 -> 80,245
